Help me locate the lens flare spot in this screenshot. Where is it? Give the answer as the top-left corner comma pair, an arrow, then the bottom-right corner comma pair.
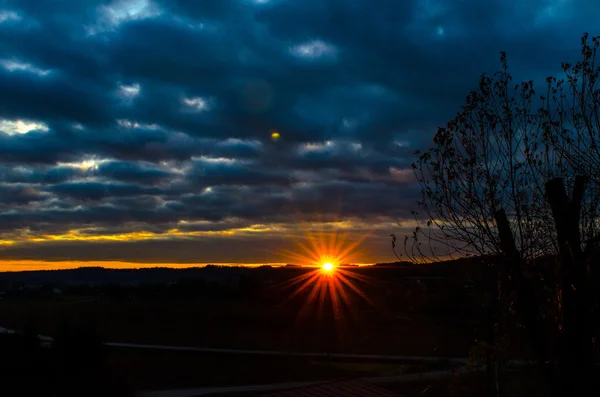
271,131 -> 280,141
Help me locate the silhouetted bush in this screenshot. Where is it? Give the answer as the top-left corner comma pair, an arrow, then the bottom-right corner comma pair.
0,330 -> 52,396
51,321 -> 132,397
0,323 -> 132,397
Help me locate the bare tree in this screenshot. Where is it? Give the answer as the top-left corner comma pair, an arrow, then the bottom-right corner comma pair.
408,51 -> 571,262
541,33 -> 600,242
403,34 -> 600,397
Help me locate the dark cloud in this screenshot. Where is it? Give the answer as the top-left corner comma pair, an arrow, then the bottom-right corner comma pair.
0,64 -> 117,127
94,161 -> 173,185
0,184 -> 46,205
186,158 -> 291,187
0,165 -> 85,184
0,0 -> 598,264
47,181 -> 164,201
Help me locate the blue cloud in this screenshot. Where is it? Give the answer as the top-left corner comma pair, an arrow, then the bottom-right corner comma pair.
0,0 -> 598,261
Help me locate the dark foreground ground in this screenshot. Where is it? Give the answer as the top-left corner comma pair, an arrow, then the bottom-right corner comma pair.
0,298 -> 478,356
0,263 -> 543,395
0,297 -> 545,395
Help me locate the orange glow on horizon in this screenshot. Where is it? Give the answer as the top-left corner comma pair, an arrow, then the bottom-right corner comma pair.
0,260 -> 286,272
276,213 -> 372,268
272,211 -> 379,351
275,259 -> 378,352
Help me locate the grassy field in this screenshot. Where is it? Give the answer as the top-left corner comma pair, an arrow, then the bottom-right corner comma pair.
0,266 -> 498,393
0,297 -> 477,357
104,347 -> 380,391
0,294 -> 546,394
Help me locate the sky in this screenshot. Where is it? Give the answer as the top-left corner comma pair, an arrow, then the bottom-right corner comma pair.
0,0 -> 598,270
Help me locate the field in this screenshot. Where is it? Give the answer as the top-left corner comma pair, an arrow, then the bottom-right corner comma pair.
0,264 -> 514,393
106,348 -> 380,391
0,298 -> 477,357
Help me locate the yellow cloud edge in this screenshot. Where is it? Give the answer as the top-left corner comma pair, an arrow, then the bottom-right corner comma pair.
0,219 -> 400,246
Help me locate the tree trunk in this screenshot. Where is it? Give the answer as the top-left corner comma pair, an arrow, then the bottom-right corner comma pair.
493,209 -> 559,396
545,176 -> 595,396
484,260 -> 500,395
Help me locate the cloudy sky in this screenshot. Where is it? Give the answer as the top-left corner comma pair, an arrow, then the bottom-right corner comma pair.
0,0 -> 598,269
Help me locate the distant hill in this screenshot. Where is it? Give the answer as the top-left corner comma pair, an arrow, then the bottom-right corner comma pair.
373,261 -> 416,266
0,266 -> 259,287
0,255 -> 504,287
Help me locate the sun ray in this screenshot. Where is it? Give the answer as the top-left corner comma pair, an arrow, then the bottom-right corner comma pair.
279,269 -> 317,287
328,278 -> 343,321
337,268 -> 373,283
280,271 -> 320,303
316,277 -> 328,321
336,272 -> 376,307
328,278 -> 348,345
294,275 -> 324,323
327,230 -> 338,259
275,271 -> 317,294
335,232 -> 372,262
335,281 -> 358,323
271,206 -> 384,352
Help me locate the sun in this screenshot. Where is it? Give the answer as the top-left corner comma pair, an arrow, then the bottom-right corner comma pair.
322,262 -> 334,272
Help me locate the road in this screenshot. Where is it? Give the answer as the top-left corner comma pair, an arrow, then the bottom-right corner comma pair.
0,325 -> 469,363
2,325 -> 535,397
138,368 -> 476,397
106,341 -> 470,363
2,326 -> 537,368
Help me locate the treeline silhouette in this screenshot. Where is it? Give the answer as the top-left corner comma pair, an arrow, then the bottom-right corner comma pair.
0,263 -> 488,320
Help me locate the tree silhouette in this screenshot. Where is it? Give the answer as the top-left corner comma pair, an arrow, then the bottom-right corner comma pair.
51,320 -> 133,397
0,328 -> 52,396
0,321 -> 132,397
406,34 -> 600,396
545,35 -> 600,195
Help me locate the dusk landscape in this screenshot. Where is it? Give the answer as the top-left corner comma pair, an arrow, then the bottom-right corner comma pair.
1,0 -> 600,396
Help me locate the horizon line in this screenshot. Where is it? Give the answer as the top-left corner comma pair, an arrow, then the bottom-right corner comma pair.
0,260 -> 387,272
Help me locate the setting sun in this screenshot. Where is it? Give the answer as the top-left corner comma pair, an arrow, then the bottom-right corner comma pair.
322,262 -> 334,272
